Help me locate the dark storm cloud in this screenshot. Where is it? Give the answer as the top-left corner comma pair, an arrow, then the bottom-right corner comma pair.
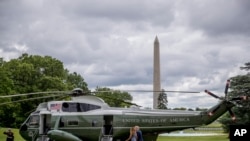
59,0 -> 175,26
0,0 -> 93,64
0,0 -> 174,64
179,0 -> 250,36
0,0 -> 249,108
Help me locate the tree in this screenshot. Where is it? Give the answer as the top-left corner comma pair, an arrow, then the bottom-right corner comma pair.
94,87 -> 133,107
0,53 -> 88,128
157,89 -> 168,109
195,107 -> 208,111
0,61 -> 16,127
219,62 -> 250,132
66,71 -> 88,90
173,107 -> 187,110
240,62 -> 250,71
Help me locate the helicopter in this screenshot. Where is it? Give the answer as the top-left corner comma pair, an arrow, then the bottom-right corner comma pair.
1,80 -> 249,141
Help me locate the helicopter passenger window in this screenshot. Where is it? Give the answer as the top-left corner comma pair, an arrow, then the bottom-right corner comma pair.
29,115 -> 39,126
79,103 -> 101,112
62,103 -> 78,112
62,102 -> 101,112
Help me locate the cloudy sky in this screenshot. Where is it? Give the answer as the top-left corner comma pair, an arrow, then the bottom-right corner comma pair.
0,0 -> 249,109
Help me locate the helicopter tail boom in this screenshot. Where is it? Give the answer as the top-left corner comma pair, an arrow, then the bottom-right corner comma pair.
202,100 -> 234,125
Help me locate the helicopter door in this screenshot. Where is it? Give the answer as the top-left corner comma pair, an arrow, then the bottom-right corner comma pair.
103,115 -> 113,135
39,111 -> 51,135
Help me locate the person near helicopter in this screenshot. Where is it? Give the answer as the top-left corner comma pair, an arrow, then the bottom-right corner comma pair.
3,128 -> 14,141
125,126 -> 137,141
135,126 -> 144,141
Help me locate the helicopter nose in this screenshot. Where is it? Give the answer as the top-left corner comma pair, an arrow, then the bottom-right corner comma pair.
20,123 -> 28,131
19,124 -> 31,141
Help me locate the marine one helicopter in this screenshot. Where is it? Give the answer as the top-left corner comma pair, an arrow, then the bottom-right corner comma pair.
1,80 -> 249,141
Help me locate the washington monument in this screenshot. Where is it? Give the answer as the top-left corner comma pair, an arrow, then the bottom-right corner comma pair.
153,36 -> 161,109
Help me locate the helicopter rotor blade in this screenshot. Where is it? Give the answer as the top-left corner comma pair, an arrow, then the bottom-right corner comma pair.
204,90 -> 221,99
230,96 -> 249,101
224,80 -> 230,97
0,94 -> 66,105
109,90 -> 200,93
228,108 -> 236,121
205,80 -> 232,100
0,91 -> 71,98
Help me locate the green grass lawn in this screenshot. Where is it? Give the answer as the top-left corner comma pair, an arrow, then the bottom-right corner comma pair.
0,130 -> 229,141
157,135 -> 229,141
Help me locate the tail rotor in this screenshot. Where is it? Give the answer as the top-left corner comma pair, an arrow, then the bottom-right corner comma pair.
228,108 -> 236,121
204,90 -> 222,100
205,79 -> 236,121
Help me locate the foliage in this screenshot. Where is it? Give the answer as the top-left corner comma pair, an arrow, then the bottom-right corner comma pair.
94,87 -> 133,107
157,89 -> 168,109
66,71 -> 88,90
240,62 -> 250,71
0,53 -> 88,128
219,62 -> 250,132
195,107 -> 208,111
172,107 -> 187,110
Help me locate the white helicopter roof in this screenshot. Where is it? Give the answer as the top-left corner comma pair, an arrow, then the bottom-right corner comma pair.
71,95 -> 109,108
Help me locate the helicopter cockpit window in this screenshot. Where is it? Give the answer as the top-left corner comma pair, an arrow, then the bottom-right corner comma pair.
62,102 -> 101,112
28,115 -> 39,126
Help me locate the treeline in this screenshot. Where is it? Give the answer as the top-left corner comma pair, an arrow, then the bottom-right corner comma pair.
0,53 -> 88,127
